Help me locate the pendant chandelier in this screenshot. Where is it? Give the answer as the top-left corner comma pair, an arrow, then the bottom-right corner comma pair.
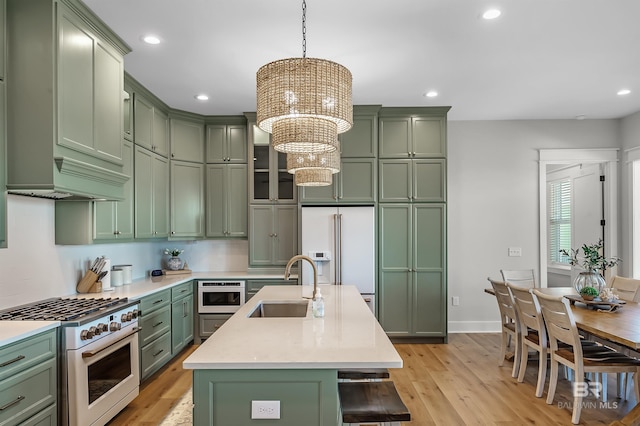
287,148 -> 340,186
256,0 -> 352,157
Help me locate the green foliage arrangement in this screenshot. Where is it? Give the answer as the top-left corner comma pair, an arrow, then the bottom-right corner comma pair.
579,286 -> 599,297
559,239 -> 621,271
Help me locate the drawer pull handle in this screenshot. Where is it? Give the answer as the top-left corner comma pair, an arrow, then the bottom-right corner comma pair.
153,321 -> 164,328
153,349 -> 164,357
0,355 -> 25,368
152,299 -> 164,305
0,395 -> 25,411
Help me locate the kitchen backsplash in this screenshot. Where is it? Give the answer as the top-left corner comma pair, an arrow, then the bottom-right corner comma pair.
0,195 -> 248,309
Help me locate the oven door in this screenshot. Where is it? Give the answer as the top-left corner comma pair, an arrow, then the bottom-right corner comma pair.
66,327 -> 140,426
198,287 -> 245,313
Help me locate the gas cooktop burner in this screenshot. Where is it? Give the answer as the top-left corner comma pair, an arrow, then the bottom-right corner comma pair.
0,297 -> 129,321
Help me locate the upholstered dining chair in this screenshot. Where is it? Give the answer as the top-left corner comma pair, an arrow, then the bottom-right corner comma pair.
501,269 -> 536,288
488,278 -> 521,378
533,289 -> 640,425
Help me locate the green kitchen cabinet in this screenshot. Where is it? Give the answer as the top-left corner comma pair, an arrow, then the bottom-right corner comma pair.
6,0 -> 130,200
299,158 -> 376,204
339,105 -> 380,158
138,289 -> 172,381
170,160 -> 205,238
249,205 -> 297,266
134,94 -> 170,158
171,115 -> 204,163
206,118 -> 247,163
0,81 -> 5,248
378,107 -> 449,159
171,281 -> 194,354
135,145 -> 170,239
378,203 -> 446,339
379,158 -> 446,202
123,85 -> 133,141
247,116 -> 296,204
0,0 -> 4,81
246,279 -> 296,301
206,164 -> 247,238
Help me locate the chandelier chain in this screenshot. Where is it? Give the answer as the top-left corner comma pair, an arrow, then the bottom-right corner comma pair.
302,0 -> 307,58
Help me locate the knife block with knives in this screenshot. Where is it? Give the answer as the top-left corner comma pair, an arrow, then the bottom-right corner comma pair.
77,257 -> 108,293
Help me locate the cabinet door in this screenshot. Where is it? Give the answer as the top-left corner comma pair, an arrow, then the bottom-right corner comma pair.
171,118 -> 204,162
273,205 -> 297,265
205,125 -> 226,163
153,154 -> 170,237
227,164 -> 248,237
227,125 -> 247,162
379,160 -> 411,202
379,116 -> 411,158
171,161 -> 204,237
153,109 -> 169,157
94,201 -> 116,240
58,7 -> 93,154
299,180 -> 337,204
205,164 -> 225,237
209,124 -> 247,163
339,158 -> 376,203
134,95 -> 154,151
171,294 -> 194,354
115,140 -> 135,239
413,159 -> 446,202
123,86 -> 133,141
94,40 -> 123,163
340,113 -> 377,158
413,204 -> 446,336
413,116 -> 446,157
249,205 -> 274,266
0,82 -> 6,246
134,146 -> 154,238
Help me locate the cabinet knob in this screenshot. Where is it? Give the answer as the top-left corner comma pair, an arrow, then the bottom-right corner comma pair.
114,230 -> 121,235
171,231 -> 175,235
171,153 -> 175,158
273,233 -> 278,238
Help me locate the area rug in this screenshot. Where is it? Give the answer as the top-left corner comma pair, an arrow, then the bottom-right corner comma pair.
159,388 -> 193,425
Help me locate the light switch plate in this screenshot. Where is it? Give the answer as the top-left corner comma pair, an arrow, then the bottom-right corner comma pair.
251,400 -> 281,419
508,247 -> 522,257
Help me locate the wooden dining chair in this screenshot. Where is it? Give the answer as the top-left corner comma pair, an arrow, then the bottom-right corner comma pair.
488,278 -> 521,378
608,275 -> 640,303
501,269 -> 536,288
533,289 -> 640,425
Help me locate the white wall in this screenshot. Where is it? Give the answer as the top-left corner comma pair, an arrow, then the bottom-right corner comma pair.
447,118 -> 621,332
0,195 -> 247,310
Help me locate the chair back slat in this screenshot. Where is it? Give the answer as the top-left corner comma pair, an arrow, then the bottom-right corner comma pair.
501,269 -> 536,288
609,276 -> 640,302
489,278 -> 517,323
508,283 -> 545,342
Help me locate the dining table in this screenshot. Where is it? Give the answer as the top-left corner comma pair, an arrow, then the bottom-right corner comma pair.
485,285 -> 640,425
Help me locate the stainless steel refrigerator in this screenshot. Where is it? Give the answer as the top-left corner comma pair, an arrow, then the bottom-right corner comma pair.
300,206 -> 376,312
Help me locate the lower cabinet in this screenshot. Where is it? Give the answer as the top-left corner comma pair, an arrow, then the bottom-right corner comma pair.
246,279 -> 295,301
0,329 -> 57,425
138,289 -> 172,381
171,281 -> 194,354
196,314 -> 232,343
378,203 -> 446,339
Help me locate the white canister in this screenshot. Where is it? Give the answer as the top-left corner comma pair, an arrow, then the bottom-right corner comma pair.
111,269 -> 124,287
113,264 -> 132,284
101,257 -> 111,290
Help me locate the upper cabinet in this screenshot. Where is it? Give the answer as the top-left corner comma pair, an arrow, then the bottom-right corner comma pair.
206,117 -> 247,163
339,105 -> 380,158
378,107 -> 449,159
123,84 -> 133,141
134,93 -> 170,158
171,115 -> 205,163
6,0 -> 130,200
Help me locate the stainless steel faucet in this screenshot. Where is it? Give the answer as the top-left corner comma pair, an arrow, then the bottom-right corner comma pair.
284,255 -> 318,299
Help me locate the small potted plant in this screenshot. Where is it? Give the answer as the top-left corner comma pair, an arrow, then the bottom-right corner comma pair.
164,248 -> 184,271
559,239 -> 621,293
579,286 -> 599,301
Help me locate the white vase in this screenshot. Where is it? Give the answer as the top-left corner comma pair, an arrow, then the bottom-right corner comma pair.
573,270 -> 606,294
167,256 -> 183,271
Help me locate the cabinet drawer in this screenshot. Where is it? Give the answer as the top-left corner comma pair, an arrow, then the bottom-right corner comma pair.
198,314 -> 231,338
139,289 -> 171,314
0,330 -> 56,382
171,281 -> 194,301
139,305 -> 171,347
140,331 -> 172,380
246,279 -> 293,293
17,402 -> 56,426
0,358 -> 56,426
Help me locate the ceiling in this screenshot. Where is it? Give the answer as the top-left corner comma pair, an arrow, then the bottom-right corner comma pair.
83,0 -> 640,121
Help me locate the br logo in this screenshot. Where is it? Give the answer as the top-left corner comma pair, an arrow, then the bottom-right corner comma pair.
573,381 -> 603,398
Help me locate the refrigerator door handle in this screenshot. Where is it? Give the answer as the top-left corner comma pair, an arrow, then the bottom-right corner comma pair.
336,213 -> 343,285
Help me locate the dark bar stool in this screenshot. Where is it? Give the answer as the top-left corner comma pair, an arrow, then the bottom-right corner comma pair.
338,381 -> 411,425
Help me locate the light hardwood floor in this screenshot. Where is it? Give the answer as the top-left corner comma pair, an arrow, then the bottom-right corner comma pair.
108,334 -> 638,425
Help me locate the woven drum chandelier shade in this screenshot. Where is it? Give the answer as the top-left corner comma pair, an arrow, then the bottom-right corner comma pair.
286,148 -> 340,174
295,169 -> 333,186
256,57 -> 353,139
272,117 -> 338,154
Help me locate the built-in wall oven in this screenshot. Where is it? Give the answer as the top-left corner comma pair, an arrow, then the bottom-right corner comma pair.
195,280 -> 245,343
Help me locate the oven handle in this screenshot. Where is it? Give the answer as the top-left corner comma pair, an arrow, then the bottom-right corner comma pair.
81,327 -> 140,359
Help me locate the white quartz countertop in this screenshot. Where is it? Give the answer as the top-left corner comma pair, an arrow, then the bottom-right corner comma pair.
183,285 -> 402,370
0,321 -> 60,347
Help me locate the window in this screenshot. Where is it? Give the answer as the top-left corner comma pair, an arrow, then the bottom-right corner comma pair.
549,178 -> 571,264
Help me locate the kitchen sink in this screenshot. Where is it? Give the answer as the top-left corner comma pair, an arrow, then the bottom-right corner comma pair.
248,300 -> 309,318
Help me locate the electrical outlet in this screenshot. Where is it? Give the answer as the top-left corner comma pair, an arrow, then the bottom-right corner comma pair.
251,400 -> 281,419
508,247 -> 522,257
452,296 -> 460,306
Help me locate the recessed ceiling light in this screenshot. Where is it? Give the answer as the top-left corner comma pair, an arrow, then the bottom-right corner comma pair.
424,91 -> 438,98
142,35 -> 161,45
617,89 -> 631,96
195,94 -> 209,101
482,9 -> 502,20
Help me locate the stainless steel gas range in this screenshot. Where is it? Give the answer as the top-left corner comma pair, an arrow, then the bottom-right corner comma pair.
0,297 -> 140,426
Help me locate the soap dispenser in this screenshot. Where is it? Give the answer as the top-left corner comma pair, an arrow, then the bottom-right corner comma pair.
312,288 -> 325,318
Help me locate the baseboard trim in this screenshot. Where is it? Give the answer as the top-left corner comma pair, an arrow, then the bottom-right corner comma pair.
448,321 -> 501,333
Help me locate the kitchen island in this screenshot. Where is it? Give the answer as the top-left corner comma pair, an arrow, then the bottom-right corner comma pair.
183,284 -> 402,425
